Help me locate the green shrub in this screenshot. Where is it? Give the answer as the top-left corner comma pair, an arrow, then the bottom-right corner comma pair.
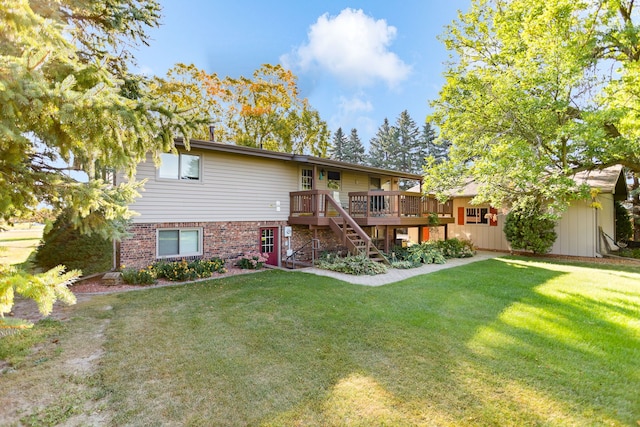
121,266 -> 157,285
436,238 -> 476,258
504,205 -> 557,254
315,253 -> 388,275
615,201 -> 633,242
155,260 -> 193,281
35,211 -> 112,276
409,243 -> 446,265
388,242 -> 448,267
390,260 -> 415,269
154,258 -> 227,282
191,257 -> 226,276
235,252 -> 268,269
619,248 -> 640,259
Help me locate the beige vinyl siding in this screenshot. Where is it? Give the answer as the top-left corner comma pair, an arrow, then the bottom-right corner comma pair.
598,193 -> 615,244
451,197 -> 603,257
127,150 -> 297,223
449,198 -> 510,251
336,172 -> 373,206
314,171 -> 396,206
551,200 -> 597,257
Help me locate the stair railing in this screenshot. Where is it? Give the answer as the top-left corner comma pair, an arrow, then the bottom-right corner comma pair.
325,194 -> 372,253
285,238 -> 320,268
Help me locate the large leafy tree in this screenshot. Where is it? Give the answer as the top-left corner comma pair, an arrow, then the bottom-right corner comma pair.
196,64 -> 329,156
0,0 -> 206,236
425,0 -> 639,216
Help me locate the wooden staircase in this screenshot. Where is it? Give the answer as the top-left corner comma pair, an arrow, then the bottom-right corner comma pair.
325,195 -> 390,266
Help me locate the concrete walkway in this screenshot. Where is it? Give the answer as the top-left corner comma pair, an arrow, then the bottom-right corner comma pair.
296,251 -> 503,286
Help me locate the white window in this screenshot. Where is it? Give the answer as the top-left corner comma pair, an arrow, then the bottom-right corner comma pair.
301,168 -> 313,190
466,207 -> 489,224
157,228 -> 202,258
158,153 -> 201,181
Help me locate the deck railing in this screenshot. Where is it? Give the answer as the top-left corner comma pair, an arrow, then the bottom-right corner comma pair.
290,190 -> 331,217
290,190 -> 452,219
348,191 -> 453,218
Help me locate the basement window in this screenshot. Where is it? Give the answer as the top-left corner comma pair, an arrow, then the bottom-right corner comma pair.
157,228 -> 202,258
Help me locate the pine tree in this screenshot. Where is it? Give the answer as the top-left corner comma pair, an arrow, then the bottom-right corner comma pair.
343,128 -> 366,164
368,118 -> 398,168
395,110 -> 421,174
329,128 -> 348,161
421,122 -> 450,164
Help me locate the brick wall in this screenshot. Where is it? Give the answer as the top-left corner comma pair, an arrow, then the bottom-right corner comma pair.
288,225 -> 344,262
120,220 -> 287,269
119,221 -> 355,269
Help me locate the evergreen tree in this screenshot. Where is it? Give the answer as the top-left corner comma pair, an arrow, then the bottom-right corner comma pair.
421,122 -> 450,164
0,0 -> 204,238
343,128 -> 366,164
329,128 -> 348,161
394,110 -> 421,174
368,118 -> 398,168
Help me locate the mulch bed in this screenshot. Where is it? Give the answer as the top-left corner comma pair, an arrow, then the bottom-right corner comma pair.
70,266 -> 262,294
5,267 -> 264,323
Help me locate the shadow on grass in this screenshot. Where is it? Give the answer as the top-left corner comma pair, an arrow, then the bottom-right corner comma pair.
92,260 -> 638,426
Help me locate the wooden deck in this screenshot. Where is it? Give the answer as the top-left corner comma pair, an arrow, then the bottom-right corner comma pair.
289,190 -> 454,227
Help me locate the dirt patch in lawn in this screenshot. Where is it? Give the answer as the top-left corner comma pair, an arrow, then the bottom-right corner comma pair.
1,266 -> 262,426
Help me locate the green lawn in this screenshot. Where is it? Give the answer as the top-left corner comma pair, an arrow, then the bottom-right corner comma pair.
0,225 -> 43,266
2,257 -> 640,426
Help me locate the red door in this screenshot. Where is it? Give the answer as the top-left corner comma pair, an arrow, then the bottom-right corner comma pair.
260,227 -> 279,266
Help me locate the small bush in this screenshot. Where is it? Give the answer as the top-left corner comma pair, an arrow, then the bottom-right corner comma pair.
504,205 -> 557,254
619,248 -> 640,259
155,258 -> 227,281
315,253 -> 388,275
235,252 -> 268,270
192,257 -> 226,276
121,266 -> 157,285
388,242 -> 446,267
390,260 -> 415,269
436,238 -> 476,258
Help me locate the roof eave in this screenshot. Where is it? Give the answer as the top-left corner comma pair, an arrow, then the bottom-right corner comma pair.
175,138 -> 422,181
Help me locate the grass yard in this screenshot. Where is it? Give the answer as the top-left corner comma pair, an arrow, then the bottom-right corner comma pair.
1,257 -> 639,426
0,224 -> 44,266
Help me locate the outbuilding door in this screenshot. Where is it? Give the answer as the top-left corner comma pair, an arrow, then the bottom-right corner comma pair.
259,227 -> 279,266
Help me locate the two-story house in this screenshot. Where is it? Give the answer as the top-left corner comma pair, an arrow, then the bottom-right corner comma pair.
115,139 -> 454,269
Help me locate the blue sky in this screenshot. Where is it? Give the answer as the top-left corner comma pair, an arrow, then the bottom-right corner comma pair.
134,1 -> 471,146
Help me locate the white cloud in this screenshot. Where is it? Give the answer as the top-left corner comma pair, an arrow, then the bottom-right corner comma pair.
338,95 -> 373,115
282,8 -> 411,88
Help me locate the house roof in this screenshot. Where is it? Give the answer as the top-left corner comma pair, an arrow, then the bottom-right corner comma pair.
572,165 -> 627,196
448,165 -> 628,200
177,138 -> 423,181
